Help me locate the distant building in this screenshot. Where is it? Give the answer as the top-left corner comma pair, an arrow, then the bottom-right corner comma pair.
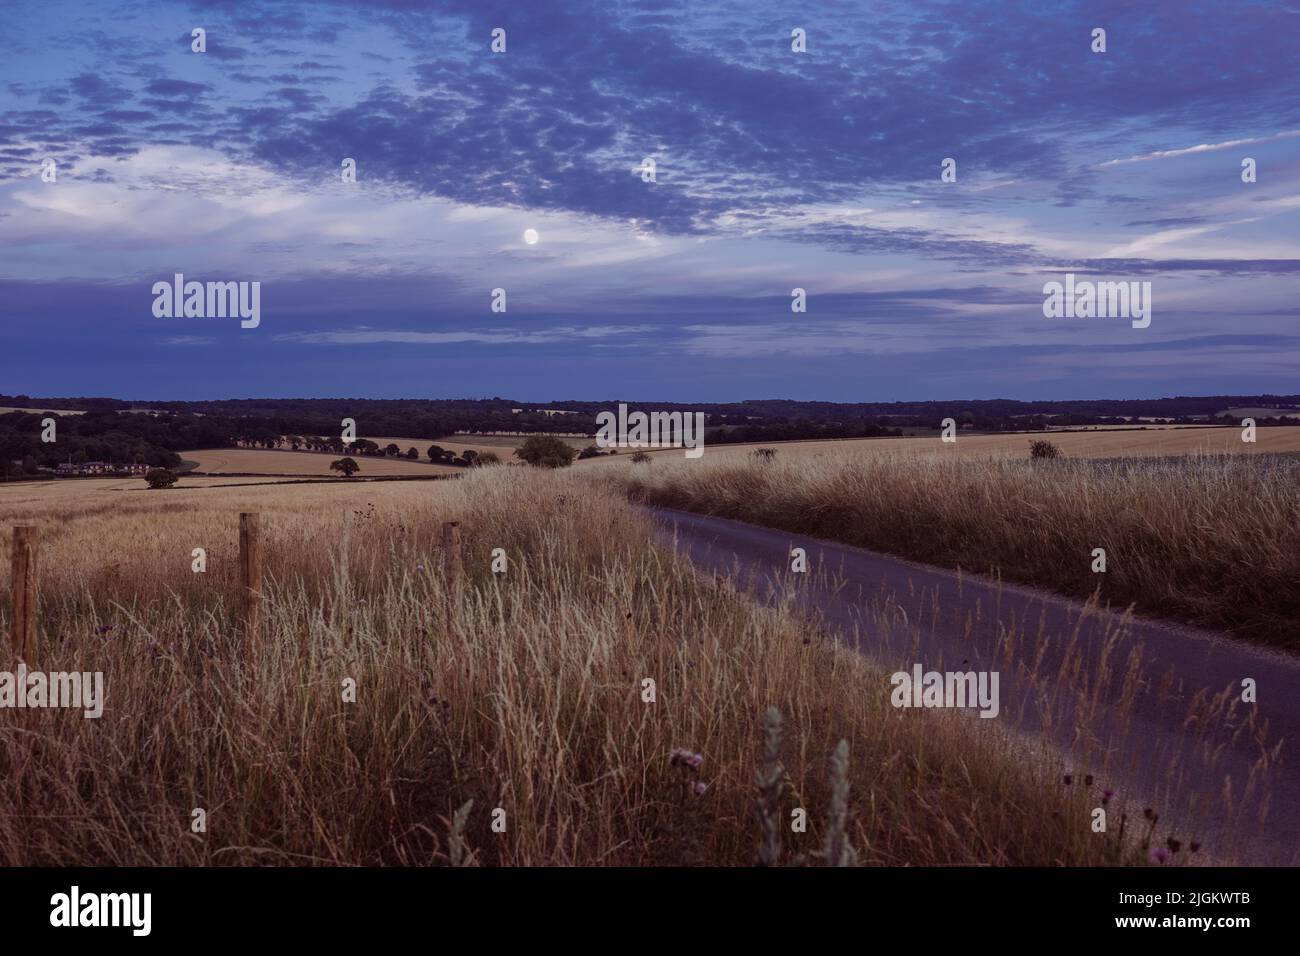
55,461 -> 149,477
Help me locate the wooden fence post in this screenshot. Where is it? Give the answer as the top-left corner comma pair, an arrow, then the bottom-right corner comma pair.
442,521 -> 462,634
240,513 -> 261,641
9,526 -> 37,662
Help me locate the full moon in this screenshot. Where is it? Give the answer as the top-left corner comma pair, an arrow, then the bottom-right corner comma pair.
523,228 -> 539,245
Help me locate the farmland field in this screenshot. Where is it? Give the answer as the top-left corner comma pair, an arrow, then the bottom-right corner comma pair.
1224,407 -> 1300,419
579,424 -> 1300,464
186,448 -> 461,476
0,475 -> 299,506
0,468 -> 1173,867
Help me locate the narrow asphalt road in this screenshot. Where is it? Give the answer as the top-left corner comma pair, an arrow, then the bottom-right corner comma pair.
651,506 -> 1299,865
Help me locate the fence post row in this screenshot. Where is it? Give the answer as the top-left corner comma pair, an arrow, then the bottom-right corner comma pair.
10,513 -> 451,653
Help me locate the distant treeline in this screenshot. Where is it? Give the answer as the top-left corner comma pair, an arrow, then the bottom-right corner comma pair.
706,421 -> 904,443
24,393 -> 1300,427
9,392 -> 1300,427
2,392 -> 1297,477
0,410 -> 186,476
0,396 -> 602,442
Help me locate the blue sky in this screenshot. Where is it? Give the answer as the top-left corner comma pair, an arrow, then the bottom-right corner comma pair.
1,0 -> 1298,402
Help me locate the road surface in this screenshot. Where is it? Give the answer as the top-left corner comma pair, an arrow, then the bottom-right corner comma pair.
652,507 -> 1299,865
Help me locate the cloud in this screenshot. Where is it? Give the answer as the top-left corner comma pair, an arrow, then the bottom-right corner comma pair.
274,325 -> 654,345
1099,130 -> 1300,168
2,0 -> 1299,400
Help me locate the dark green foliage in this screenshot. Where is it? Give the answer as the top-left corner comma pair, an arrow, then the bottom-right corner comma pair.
515,436 -> 578,469
144,468 -> 177,489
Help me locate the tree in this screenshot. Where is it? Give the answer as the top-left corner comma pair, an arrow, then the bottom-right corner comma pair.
405,447 -> 419,459
578,444 -> 603,460
330,457 -> 360,477
145,468 -> 178,489
515,436 -> 578,469
384,443 -> 401,457
477,452 -> 501,466
427,445 -> 453,464
1029,440 -> 1061,460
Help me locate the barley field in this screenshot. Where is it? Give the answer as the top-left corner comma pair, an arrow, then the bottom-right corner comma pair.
0,469 -> 1209,866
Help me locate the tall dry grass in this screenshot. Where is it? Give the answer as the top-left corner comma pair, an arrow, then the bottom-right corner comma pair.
0,470 -> 1160,865
608,451 -> 1300,647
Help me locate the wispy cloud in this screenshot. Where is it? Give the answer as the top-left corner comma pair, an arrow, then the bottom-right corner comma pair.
1098,130 -> 1300,168
273,325 -> 653,346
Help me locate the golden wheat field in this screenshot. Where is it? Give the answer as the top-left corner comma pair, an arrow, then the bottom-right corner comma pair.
185,448 -> 460,476
0,468 -> 1210,866
581,425 -> 1300,464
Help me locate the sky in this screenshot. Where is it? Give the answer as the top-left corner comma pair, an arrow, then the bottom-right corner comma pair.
1,0 -> 1298,403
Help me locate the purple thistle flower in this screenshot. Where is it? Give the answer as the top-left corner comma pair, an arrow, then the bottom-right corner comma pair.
669,748 -> 704,772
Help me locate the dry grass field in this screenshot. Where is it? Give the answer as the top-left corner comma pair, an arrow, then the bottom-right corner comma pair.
604,449 -> 1300,646
581,425 -> 1300,465
0,476 -> 297,508
0,468 -> 1220,866
186,448 -> 460,477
